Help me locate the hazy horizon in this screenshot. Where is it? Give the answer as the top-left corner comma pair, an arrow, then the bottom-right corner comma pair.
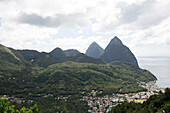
138,56 -> 170,88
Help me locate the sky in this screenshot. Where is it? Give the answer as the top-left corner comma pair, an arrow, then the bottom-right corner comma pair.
0,0 -> 170,57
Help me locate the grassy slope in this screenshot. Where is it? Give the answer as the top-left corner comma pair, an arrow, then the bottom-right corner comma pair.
36,61 -> 156,95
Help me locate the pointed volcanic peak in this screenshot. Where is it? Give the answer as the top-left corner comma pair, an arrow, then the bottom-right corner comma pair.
49,47 -> 67,58
110,36 -> 123,46
100,36 -> 139,67
85,41 -> 104,58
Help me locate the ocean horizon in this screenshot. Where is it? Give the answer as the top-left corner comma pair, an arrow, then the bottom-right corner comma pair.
138,56 -> 170,88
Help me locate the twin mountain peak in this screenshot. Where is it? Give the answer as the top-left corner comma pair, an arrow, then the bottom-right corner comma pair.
0,36 -> 138,67
85,36 -> 138,67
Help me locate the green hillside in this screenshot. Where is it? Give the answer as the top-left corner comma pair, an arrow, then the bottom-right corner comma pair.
0,44 -> 25,72
64,49 -> 80,57
35,61 -> 156,95
0,44 -> 157,113
0,44 -> 21,64
0,60 -> 157,112
67,53 -> 104,64
18,49 -> 104,67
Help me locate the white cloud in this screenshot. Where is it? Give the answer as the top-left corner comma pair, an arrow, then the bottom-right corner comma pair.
16,13 -> 89,28
0,0 -> 170,56
128,17 -> 170,47
0,20 -> 58,51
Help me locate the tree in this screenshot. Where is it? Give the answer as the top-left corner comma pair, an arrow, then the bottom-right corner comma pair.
165,88 -> 170,100
162,104 -> 170,112
109,88 -> 170,113
0,98 -> 15,113
0,98 -> 38,113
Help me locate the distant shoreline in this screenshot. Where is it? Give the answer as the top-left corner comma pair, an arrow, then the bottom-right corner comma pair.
140,81 -> 165,93
138,56 -> 170,88
137,56 -> 170,58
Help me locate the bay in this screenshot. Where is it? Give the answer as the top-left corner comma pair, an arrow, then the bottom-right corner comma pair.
138,56 -> 170,88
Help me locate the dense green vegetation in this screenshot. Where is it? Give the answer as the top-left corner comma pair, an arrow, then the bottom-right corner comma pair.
64,49 -> 80,57
0,98 -> 38,113
0,44 -> 157,112
36,61 -> 156,95
109,88 -> 170,113
18,49 -> 104,67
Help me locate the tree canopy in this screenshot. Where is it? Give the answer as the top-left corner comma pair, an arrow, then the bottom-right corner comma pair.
109,88 -> 170,113
0,98 -> 38,113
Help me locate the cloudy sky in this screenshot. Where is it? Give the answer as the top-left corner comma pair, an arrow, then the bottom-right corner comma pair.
0,0 -> 170,57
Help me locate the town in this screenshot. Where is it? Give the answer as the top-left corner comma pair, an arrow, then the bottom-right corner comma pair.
0,81 -> 165,113
80,81 -> 165,113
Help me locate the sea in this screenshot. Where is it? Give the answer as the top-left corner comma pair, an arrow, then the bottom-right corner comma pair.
138,56 -> 170,88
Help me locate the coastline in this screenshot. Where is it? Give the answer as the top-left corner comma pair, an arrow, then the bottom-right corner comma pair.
81,80 -> 165,113
138,56 -> 170,88
139,81 -> 165,93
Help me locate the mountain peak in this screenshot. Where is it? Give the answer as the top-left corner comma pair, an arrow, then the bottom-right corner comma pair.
100,36 -> 139,67
64,49 -> 80,57
50,47 -> 66,58
91,41 -> 97,45
85,42 -> 104,58
113,36 -> 119,39
89,41 -> 100,48
110,36 -> 123,46
51,47 -> 62,52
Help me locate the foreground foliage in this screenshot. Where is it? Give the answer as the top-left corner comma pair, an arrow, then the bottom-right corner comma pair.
0,98 -> 38,113
109,88 -> 170,113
